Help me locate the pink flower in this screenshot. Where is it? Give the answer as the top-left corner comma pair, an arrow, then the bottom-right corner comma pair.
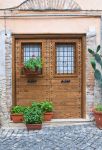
32,54 -> 36,58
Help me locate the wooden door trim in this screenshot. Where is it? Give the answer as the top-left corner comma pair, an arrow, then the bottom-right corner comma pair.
81,35 -> 86,118
12,34 -> 86,39
12,34 -> 86,118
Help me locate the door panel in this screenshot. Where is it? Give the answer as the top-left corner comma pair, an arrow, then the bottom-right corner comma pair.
15,39 -> 51,106
49,39 -> 82,118
14,37 -> 84,118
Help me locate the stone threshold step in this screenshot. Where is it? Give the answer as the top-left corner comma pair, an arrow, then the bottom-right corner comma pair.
51,118 -> 93,122
44,121 -> 94,125
1,119 -> 94,129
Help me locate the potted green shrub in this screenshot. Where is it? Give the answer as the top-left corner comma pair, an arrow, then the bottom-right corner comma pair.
88,45 -> 102,128
41,101 -> 53,121
11,105 -> 25,123
31,102 -> 42,110
24,56 -> 42,76
24,107 -> 43,130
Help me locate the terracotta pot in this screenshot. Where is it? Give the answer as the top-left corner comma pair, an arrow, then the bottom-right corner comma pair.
26,124 -> 42,130
24,68 -> 41,76
93,110 -> 102,129
11,114 -> 24,123
44,112 -> 53,121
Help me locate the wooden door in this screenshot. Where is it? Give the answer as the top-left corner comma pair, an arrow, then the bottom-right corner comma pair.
15,39 -> 51,105
14,36 -> 85,118
49,39 -> 84,118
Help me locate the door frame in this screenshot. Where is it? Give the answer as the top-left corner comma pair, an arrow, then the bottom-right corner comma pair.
12,34 -> 86,118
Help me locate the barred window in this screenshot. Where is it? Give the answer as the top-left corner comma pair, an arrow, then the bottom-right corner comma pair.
56,44 -> 75,74
22,43 -> 41,62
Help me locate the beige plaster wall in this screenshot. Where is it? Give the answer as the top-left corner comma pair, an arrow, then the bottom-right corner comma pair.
0,17 -> 100,43
0,0 -> 102,10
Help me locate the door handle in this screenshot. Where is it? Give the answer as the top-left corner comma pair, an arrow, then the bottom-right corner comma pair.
61,80 -> 70,83
27,79 -> 37,83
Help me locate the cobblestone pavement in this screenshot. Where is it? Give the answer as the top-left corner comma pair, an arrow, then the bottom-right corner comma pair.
0,124 -> 102,150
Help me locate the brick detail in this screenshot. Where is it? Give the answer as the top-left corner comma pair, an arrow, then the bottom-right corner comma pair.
86,35 -> 96,120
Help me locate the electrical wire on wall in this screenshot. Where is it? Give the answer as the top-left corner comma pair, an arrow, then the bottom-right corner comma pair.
4,10 -> 7,36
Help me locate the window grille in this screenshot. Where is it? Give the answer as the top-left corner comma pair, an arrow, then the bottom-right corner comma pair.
22,43 -> 41,62
56,44 -> 75,74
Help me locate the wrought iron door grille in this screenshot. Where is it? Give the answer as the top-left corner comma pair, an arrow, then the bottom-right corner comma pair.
22,43 -> 41,62
56,44 -> 75,74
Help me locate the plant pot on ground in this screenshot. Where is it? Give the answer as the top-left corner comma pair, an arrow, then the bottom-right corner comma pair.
93,105 -> 102,129
88,45 -> 102,128
23,56 -> 42,76
11,106 -> 26,123
41,101 -> 53,121
24,107 -> 43,130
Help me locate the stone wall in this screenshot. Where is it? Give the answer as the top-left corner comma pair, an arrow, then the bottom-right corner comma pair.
0,31 -> 12,127
86,35 -> 96,120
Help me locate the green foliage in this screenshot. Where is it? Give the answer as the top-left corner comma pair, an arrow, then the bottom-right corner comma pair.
90,58 -> 96,70
96,45 -> 101,53
95,53 -> 101,64
94,69 -> 101,80
88,48 -> 94,55
24,107 -> 43,124
88,45 -> 102,109
24,57 -> 42,71
41,101 -> 53,113
31,102 -> 42,110
11,105 -> 26,114
95,105 -> 102,112
88,45 -> 102,87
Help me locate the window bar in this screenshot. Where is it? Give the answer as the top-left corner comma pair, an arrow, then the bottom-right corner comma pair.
71,46 -> 72,73
67,46 -> 68,74
68,46 -> 69,73
63,46 -> 64,75
23,44 -> 41,61
56,46 -> 58,74
56,44 -> 75,74
28,45 -> 30,60
57,47 -> 60,73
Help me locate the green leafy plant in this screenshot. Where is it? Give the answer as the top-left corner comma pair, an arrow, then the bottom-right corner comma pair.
24,57 -> 42,71
24,107 -> 43,124
88,45 -> 102,87
31,102 -> 42,110
41,101 -> 53,113
88,45 -> 102,110
95,105 -> 102,112
11,105 -> 26,114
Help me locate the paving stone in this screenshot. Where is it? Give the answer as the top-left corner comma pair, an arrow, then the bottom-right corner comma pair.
0,124 -> 102,150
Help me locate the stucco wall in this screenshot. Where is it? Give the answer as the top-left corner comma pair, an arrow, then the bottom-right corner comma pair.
0,17 -> 101,43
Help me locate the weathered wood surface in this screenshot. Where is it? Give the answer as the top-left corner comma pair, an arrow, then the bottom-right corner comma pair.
14,37 -> 84,118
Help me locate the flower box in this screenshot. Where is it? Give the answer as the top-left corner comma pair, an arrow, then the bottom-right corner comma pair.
24,68 -> 41,76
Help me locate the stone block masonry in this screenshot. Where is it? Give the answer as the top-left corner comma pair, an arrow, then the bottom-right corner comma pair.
0,31 -> 12,127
